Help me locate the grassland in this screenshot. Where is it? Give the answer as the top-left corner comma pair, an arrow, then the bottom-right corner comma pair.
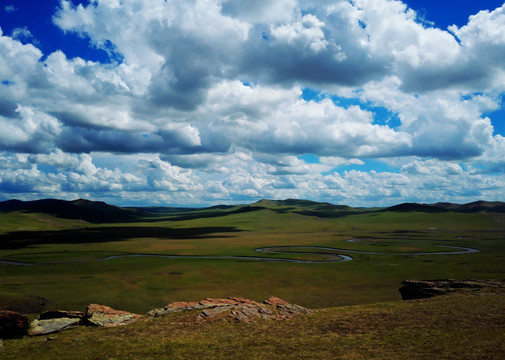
1,200 -> 504,314
1,199 -> 505,359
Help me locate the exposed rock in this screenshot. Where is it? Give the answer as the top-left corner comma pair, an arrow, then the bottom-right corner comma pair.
28,318 -> 81,336
166,301 -> 202,309
264,296 -> 289,306
148,297 -> 261,317
0,310 -> 29,338
226,297 -> 260,305
399,279 -> 505,300
149,296 -> 313,323
276,303 -> 313,317
198,306 -> 233,320
147,301 -> 207,317
39,310 -> 85,320
201,297 -> 250,306
86,304 -> 142,327
27,310 -> 86,336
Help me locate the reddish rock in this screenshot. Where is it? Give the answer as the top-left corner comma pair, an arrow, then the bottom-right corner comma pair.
167,301 -> 201,310
0,310 -> 29,338
148,296 -> 313,323
226,297 -> 260,305
86,304 -> 142,327
199,298 -> 239,306
147,301 -> 207,317
264,296 -> 289,306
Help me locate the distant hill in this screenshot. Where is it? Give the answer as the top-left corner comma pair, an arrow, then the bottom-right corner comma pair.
251,199 -> 364,218
384,200 -> 505,213
0,199 -> 145,223
384,203 -> 446,213
1,198 -> 504,223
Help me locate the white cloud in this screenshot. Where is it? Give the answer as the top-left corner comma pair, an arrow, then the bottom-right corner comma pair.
221,0 -> 297,23
4,5 -> 16,13
1,0 -> 505,205
270,14 -> 331,54
11,27 -> 36,44
0,106 -> 62,153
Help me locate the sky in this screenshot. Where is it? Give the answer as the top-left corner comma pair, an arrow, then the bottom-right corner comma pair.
0,0 -> 504,207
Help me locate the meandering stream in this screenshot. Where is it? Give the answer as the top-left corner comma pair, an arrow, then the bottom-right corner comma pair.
0,240 -> 480,266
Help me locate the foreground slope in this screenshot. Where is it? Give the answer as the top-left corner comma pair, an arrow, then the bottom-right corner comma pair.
2,290 -> 504,360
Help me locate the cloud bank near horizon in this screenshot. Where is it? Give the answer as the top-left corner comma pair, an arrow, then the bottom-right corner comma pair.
1,0 -> 504,206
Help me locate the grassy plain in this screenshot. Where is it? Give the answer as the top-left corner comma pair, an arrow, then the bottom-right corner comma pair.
1,200 -> 504,314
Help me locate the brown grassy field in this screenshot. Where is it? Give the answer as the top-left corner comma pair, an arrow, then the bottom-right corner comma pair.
2,289 -> 504,360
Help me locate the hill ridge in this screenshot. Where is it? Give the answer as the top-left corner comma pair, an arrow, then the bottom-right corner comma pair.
1,198 -> 504,223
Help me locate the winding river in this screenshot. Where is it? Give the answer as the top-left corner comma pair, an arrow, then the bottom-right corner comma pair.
0,240 -> 480,266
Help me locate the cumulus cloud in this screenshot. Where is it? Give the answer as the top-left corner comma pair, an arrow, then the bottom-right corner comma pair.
0,107 -> 62,153
1,0 -> 505,205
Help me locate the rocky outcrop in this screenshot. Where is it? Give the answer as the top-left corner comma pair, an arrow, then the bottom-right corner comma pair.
264,296 -> 289,306
86,304 -> 142,327
28,310 -> 86,336
399,279 -> 505,300
148,296 -> 313,322
16,297 -> 310,337
147,301 -> 206,316
0,310 -> 29,338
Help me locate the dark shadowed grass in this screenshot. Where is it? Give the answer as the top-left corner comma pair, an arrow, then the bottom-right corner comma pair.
0,225 -> 241,249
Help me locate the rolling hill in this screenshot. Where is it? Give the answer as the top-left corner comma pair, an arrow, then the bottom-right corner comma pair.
1,198 -> 504,223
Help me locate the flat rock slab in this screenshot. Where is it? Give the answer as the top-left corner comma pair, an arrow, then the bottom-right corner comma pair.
29,318 -> 81,336
0,310 -> 28,339
86,304 -> 142,327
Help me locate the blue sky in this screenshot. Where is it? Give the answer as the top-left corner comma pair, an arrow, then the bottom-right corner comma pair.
0,0 -> 504,207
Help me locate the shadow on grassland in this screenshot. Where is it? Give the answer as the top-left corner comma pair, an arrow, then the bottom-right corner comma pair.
0,226 -> 242,249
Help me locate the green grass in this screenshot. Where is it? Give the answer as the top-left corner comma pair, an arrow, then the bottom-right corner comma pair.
1,206 -> 504,313
0,212 -> 90,234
